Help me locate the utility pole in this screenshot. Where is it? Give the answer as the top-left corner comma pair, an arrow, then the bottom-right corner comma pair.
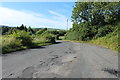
66,19 -> 68,31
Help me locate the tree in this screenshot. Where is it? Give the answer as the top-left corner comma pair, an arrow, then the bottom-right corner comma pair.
28,26 -> 34,35
2,26 -> 9,35
65,2 -> 120,41
72,2 -> 120,26
18,24 -> 27,31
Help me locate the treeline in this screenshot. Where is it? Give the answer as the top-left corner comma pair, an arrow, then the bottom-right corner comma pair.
2,24 -> 34,35
1,24 -> 66,38
65,2 -> 120,41
2,24 -> 66,54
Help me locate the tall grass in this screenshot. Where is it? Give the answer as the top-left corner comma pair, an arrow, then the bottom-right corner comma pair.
2,35 -> 24,53
88,30 -> 119,52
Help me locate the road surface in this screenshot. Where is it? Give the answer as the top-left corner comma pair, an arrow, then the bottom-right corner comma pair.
2,41 -> 118,78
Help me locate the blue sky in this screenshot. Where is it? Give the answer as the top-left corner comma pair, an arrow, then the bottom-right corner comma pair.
1,2 -> 75,29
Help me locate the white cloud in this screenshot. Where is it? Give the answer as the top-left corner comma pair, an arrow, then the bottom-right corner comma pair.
48,10 -> 66,18
0,7 -> 72,29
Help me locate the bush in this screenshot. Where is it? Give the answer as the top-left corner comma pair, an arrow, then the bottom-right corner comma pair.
2,29 -> 57,54
42,34 -> 55,43
89,30 -> 119,51
65,31 -> 80,40
54,35 -> 59,40
94,25 -> 113,39
36,28 -> 47,35
40,30 -> 59,40
65,22 -> 95,41
12,30 -> 33,47
2,36 -> 22,54
65,22 -> 119,41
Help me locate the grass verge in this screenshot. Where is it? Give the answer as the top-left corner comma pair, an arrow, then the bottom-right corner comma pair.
87,31 -> 119,52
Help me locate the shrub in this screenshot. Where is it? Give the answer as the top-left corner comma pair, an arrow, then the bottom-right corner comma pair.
12,30 -> 33,47
2,36 -> 22,54
65,31 -> 80,40
88,27 -> 119,52
42,34 -> 55,43
54,35 -> 59,40
65,22 -> 95,41
36,28 -> 47,35
94,25 -> 113,39
40,30 -> 59,40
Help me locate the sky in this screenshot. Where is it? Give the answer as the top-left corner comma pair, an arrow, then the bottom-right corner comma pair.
0,2 -> 75,30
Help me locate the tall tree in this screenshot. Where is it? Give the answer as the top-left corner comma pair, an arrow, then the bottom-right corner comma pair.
28,26 -> 34,34
65,2 -> 120,41
72,2 -> 120,26
18,24 -> 27,32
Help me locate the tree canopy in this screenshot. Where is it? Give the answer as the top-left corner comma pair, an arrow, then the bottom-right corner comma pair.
72,2 -> 120,26
65,2 -> 120,41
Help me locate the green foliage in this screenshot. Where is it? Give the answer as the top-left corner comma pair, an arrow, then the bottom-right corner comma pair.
12,30 -> 33,47
72,2 -> 120,25
65,22 -> 96,41
88,30 -> 119,52
2,28 -> 58,54
94,26 -> 111,38
36,28 -> 47,35
17,24 -> 27,31
2,26 -> 17,35
27,26 -> 35,35
42,34 -> 55,43
66,2 -> 119,41
2,26 -> 9,35
58,30 -> 66,36
2,36 -> 23,54
1,24 -> 35,35
36,28 -> 66,40
2,25 -> 65,54
65,31 -> 80,40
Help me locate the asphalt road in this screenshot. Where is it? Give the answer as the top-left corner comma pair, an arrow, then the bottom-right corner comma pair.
2,41 -> 118,78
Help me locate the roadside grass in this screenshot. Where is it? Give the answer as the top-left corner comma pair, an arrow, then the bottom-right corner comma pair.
2,35 -> 25,54
87,30 -> 119,52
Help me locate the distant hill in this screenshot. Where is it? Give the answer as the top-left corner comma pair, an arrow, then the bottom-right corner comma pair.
0,25 -> 8,27
0,25 -> 16,28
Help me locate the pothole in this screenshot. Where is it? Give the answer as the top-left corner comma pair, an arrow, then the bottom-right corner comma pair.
102,68 -> 119,77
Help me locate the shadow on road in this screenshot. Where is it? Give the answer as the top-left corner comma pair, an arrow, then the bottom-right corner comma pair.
32,46 -> 45,49
32,42 -> 62,49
